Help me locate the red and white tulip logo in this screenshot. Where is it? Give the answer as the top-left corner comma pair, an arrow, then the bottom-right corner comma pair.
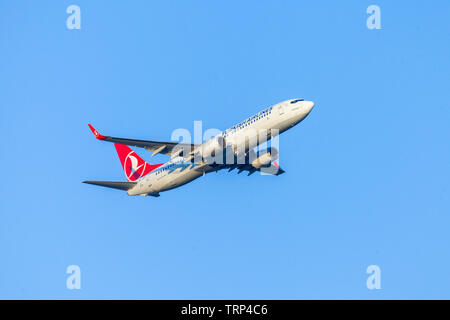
124,151 -> 145,181
114,143 -> 163,181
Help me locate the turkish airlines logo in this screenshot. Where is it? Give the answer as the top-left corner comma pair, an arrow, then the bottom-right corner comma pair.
124,151 -> 145,181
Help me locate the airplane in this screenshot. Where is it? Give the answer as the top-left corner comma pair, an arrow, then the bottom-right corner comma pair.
84,98 -> 314,197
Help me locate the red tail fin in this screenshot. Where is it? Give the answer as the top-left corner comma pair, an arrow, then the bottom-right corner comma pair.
114,144 -> 163,181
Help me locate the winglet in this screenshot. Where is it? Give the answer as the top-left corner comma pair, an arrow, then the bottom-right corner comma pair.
88,124 -> 107,140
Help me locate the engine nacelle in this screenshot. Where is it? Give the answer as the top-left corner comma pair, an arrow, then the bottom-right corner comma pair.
251,148 -> 279,169
198,135 -> 226,160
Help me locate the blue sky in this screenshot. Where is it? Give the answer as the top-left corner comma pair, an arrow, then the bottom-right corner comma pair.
1,1 -> 449,299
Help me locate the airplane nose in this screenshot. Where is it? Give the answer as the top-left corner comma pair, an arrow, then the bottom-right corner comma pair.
304,101 -> 314,113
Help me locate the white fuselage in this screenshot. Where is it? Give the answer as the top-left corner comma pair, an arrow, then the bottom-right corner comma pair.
128,99 -> 314,196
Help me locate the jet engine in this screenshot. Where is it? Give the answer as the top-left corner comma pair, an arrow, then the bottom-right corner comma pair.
251,147 -> 279,169
197,135 -> 226,162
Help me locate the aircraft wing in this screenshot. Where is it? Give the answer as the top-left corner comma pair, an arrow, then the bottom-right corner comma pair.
208,162 -> 285,176
88,124 -> 198,156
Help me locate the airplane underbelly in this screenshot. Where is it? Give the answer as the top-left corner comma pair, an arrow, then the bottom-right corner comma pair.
278,116 -> 300,133
160,169 -> 202,192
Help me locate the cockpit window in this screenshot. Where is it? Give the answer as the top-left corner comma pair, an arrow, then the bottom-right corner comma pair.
290,99 -> 304,104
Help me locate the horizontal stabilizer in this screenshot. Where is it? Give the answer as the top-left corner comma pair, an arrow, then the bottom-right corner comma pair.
83,181 -> 137,191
